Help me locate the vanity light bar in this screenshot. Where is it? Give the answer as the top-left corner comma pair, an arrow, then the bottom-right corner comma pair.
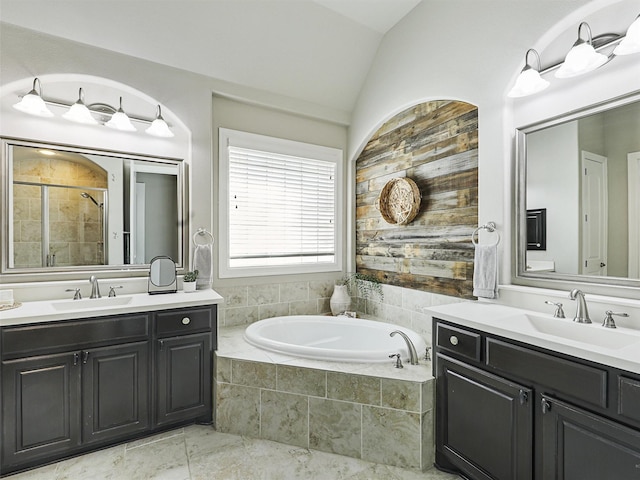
508,14 -> 640,98
13,80 -> 174,138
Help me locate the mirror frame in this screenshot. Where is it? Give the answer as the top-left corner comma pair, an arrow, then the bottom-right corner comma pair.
514,90 -> 640,299
1,137 -> 188,281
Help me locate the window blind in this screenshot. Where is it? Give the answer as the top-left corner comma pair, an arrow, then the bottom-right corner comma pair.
228,146 -> 336,268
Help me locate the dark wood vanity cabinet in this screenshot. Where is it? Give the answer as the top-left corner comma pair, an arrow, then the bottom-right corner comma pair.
436,353 -> 533,480
0,304 -> 216,475
434,318 -> 640,480
155,307 -> 214,426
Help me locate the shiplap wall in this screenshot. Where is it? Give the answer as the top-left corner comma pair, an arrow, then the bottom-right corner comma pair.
355,100 -> 478,299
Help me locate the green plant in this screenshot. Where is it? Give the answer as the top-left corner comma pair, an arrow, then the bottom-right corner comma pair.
184,270 -> 198,282
338,272 -> 383,301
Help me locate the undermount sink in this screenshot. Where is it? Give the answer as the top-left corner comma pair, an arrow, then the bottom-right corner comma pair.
519,313 -> 640,350
51,296 -> 133,311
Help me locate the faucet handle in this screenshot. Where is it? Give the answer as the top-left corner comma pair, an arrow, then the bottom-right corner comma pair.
65,288 -> 82,300
108,286 -> 123,297
425,346 -> 432,361
389,353 -> 403,369
602,310 -> 629,329
545,301 -> 565,318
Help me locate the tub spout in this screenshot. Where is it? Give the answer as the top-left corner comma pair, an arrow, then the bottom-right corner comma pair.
390,330 -> 419,365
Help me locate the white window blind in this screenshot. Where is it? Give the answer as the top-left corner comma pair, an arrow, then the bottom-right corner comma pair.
219,128 -> 342,277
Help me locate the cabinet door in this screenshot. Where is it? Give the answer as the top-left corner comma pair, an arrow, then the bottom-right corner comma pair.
436,353 -> 533,480
541,395 -> 640,480
2,352 -> 81,468
156,333 -> 211,426
82,341 -> 150,444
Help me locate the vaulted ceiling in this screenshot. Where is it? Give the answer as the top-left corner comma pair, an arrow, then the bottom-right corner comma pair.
0,0 -> 421,119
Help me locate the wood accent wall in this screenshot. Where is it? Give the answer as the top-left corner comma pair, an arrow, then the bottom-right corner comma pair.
355,100 -> 478,299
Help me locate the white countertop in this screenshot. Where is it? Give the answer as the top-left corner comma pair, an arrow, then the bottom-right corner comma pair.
425,302 -> 640,375
0,289 -> 223,327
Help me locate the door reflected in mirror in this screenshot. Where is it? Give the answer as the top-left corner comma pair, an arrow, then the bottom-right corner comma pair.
517,95 -> 640,284
2,140 -> 186,274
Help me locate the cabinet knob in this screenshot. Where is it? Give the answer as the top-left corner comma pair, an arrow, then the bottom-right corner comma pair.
449,335 -> 459,346
541,398 -> 552,414
182,317 -> 191,325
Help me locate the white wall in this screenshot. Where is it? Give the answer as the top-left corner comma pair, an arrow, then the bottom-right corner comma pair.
527,121 -> 580,274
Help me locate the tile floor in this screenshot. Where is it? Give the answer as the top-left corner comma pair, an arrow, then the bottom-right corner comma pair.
4,425 -> 461,480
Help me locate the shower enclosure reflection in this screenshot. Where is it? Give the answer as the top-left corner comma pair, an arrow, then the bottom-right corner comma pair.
4,140 -> 184,272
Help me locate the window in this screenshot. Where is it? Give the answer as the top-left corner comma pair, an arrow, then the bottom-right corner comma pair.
219,128 -> 343,278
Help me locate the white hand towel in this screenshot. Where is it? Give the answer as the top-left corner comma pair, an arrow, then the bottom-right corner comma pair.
193,244 -> 212,290
473,243 -> 498,299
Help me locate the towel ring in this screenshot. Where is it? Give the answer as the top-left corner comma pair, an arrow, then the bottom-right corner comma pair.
193,228 -> 214,246
472,222 -> 500,246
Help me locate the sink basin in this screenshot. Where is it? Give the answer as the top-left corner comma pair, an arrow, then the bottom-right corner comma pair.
52,296 -> 133,311
519,314 -> 640,350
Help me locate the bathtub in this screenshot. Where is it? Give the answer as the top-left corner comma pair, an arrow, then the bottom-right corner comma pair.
244,315 -> 428,363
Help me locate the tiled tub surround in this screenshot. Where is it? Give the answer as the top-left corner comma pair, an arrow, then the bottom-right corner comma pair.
216,280 -> 466,336
215,326 -> 436,471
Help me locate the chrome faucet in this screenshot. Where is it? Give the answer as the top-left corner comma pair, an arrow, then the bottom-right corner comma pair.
89,275 -> 101,299
390,330 -> 419,365
569,289 -> 591,323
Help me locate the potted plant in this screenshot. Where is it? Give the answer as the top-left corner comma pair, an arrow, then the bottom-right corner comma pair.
183,270 -> 198,292
330,272 -> 383,315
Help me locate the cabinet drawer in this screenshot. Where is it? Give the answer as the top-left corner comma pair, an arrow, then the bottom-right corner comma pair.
2,315 -> 149,359
155,307 -> 213,337
486,338 -> 608,409
436,322 -> 481,362
618,375 -> 640,426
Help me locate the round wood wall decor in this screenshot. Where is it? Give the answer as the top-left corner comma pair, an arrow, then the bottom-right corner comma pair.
377,177 -> 421,225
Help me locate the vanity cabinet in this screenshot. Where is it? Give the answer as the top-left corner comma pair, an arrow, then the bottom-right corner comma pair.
154,307 -> 213,426
0,304 -> 216,475
1,314 -> 150,471
433,318 -> 640,480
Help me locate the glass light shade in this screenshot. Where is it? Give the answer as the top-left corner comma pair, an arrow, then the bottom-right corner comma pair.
508,67 -> 550,98
145,106 -> 174,137
13,78 -> 54,117
555,42 -> 608,78
614,16 -> 640,55
62,89 -> 98,125
146,118 -> 174,137
105,97 -> 136,132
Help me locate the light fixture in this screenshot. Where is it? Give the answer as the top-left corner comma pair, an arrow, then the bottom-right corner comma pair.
145,105 -> 174,138
12,78 -> 54,117
105,97 -> 136,132
13,79 -> 174,138
62,88 -> 98,125
508,49 -> 550,98
614,14 -> 640,55
555,22 -> 609,78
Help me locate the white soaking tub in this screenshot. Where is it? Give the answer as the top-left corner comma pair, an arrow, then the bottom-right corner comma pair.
244,315 -> 427,363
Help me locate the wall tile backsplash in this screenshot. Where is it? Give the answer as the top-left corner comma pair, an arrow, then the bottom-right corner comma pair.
216,280 -> 466,344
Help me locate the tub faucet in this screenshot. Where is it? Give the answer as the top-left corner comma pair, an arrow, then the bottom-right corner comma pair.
89,275 -> 101,299
390,330 -> 419,365
569,289 -> 591,323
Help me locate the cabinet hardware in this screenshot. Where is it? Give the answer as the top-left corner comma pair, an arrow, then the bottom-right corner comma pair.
81,351 -> 90,364
541,398 -> 552,414
519,389 -> 529,405
181,317 -> 191,325
449,335 -> 459,346
73,352 -> 80,366
159,340 -> 164,351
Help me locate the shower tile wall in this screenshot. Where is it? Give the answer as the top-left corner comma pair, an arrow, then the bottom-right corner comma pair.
12,155 -> 107,267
